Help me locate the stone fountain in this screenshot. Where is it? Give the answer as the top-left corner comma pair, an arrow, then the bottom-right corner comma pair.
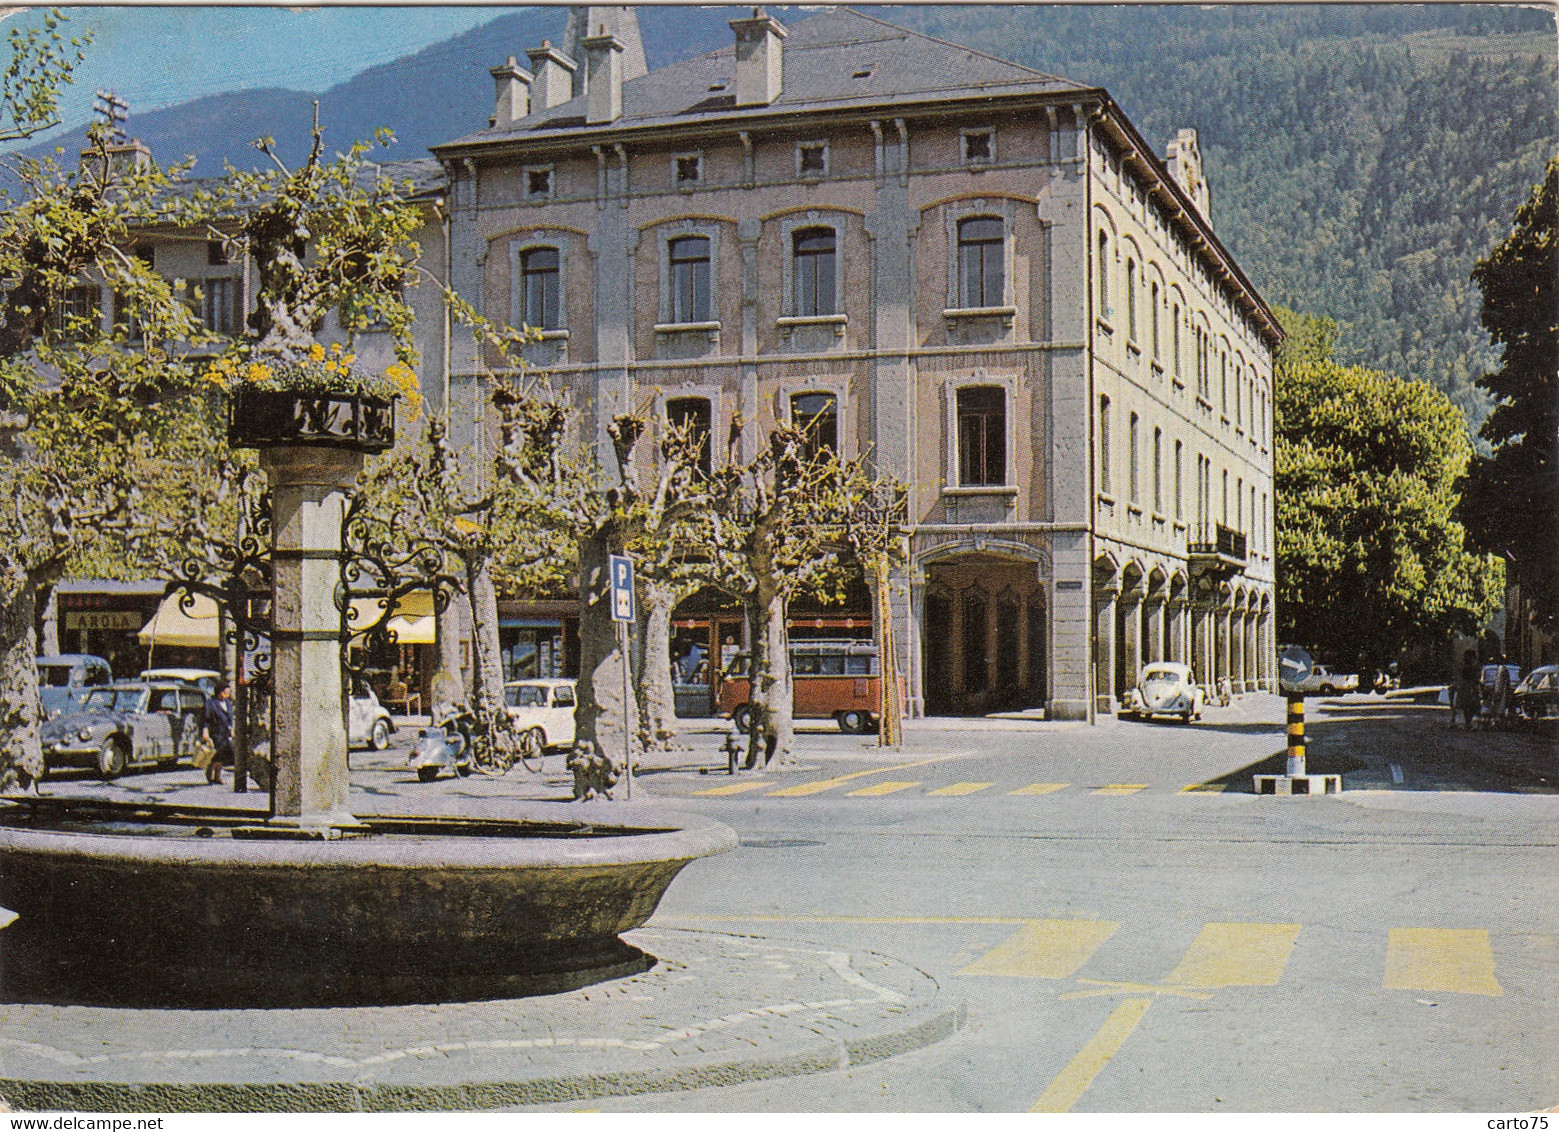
0,386 -> 734,1008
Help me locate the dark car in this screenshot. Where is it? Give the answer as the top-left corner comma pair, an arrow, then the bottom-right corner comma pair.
36,654 -> 113,720
1513,665 -> 1559,722
41,681 -> 207,779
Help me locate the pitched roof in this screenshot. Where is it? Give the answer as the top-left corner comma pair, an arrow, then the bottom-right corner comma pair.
437,8 -> 1089,150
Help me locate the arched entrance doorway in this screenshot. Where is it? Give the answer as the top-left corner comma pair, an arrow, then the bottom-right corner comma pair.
920,548 -> 1046,716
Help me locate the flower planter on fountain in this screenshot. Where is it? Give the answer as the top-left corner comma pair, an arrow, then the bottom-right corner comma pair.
0,342 -> 734,1008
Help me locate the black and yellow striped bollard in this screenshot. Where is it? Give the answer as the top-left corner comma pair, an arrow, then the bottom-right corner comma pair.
1286,693 -> 1306,778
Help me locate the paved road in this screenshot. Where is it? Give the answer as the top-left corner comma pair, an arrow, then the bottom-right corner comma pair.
35,693 -> 1558,1112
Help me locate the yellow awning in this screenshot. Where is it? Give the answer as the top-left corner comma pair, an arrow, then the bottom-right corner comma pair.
386,614 -> 435,645
137,592 -> 220,648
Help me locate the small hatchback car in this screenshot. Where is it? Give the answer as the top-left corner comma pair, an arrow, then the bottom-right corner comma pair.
1119,662 -> 1205,724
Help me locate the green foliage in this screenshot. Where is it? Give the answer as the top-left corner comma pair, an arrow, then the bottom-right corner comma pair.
1,9 -> 87,143
1460,158 -> 1558,629
1273,307 -> 1503,668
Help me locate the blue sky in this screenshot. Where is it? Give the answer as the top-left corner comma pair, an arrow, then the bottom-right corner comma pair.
10,7 -> 502,135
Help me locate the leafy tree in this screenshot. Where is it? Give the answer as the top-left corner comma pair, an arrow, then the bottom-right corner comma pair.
1274,306 -> 1503,674
1460,158 -> 1557,635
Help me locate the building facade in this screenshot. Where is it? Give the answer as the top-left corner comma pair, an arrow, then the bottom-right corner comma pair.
428,6 -> 1280,719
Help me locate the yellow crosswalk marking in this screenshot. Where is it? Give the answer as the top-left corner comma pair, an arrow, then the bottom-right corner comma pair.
1385,928 -> 1503,996
1092,784 -> 1147,795
1181,783 -> 1227,793
1030,997 -> 1152,1112
1010,783 -> 1069,795
693,781 -> 768,796
847,780 -> 919,797
960,919 -> 1120,979
1163,922 -> 1300,988
928,781 -> 992,796
764,752 -> 970,797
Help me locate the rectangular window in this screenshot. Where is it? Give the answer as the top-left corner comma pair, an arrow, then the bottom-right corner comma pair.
1129,412 -> 1140,504
1153,426 -> 1162,514
1097,232 -> 1111,317
1126,260 -> 1138,342
797,141 -> 828,178
524,165 -> 554,201
49,283 -> 100,338
674,152 -> 702,186
791,392 -> 838,463
521,246 -> 561,329
200,277 -> 238,335
1172,307 -> 1181,378
1174,440 -> 1183,520
792,228 -> 836,317
665,396 -> 713,478
1237,476 -> 1244,530
1222,469 -> 1229,526
1235,368 -> 1243,428
956,386 -> 1006,487
1220,352 -> 1228,414
1151,282 -> 1161,359
1099,395 -> 1112,496
962,128 -> 993,165
958,216 -> 1003,308
669,236 -> 711,323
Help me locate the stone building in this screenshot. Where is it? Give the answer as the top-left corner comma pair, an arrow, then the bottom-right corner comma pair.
427,5 -> 1281,720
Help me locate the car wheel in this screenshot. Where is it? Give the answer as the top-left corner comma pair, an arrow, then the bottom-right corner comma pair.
98,739 -> 128,780
839,709 -> 868,734
370,718 -> 391,751
732,704 -> 753,734
416,765 -> 440,783
1180,711 -> 1194,724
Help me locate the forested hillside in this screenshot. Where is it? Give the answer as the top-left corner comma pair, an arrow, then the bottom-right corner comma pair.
26,4 -> 1554,425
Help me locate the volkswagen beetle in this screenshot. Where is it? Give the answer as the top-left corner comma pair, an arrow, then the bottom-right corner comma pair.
1119,662 -> 1205,723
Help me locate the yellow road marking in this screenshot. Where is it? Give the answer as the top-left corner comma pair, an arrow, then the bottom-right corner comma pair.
847,780 -> 919,797
693,781 -> 769,796
928,781 -> 993,797
1062,979 -> 1211,1001
960,919 -> 1119,979
1163,922 -> 1300,988
1010,782 -> 1069,795
1181,783 -> 1227,793
1030,997 -> 1152,1112
764,751 -> 974,797
1385,928 -> 1503,996
1092,784 -> 1148,795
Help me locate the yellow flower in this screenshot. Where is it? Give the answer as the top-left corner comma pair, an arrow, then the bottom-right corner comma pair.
308,342 -> 326,363
343,354 -> 356,366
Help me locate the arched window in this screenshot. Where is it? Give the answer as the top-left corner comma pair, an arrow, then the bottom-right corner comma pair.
1153,426 -> 1163,514
1126,259 -> 1138,342
1099,395 -> 1112,495
1150,281 -> 1160,359
1172,304 -> 1181,378
520,247 -> 560,330
792,227 -> 836,317
958,217 -> 1004,308
1097,230 -> 1111,316
665,396 -> 713,478
1129,411 -> 1140,504
956,385 -> 1006,486
669,235 -> 711,323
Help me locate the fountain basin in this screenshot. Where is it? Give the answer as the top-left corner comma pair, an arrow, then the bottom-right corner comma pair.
0,797 -> 736,1008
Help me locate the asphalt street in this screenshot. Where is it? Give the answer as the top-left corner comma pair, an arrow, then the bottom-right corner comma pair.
31,692 -> 1559,1113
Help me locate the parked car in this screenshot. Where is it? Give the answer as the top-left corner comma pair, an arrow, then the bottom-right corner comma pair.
1292,663 -> 1358,696
348,684 -> 394,750
1119,662 -> 1205,723
718,640 -> 885,734
36,654 -> 113,720
1480,663 -> 1523,701
140,667 -> 221,695
503,678 -> 577,751
41,681 -> 206,779
1513,665 -> 1559,722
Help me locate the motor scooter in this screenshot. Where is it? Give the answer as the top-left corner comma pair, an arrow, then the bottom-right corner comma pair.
409,706 -> 476,782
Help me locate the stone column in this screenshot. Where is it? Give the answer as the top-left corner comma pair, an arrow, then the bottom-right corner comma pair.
1120,591 -> 1143,692
1145,599 -> 1164,664
1231,608 -> 1245,693
1093,584 -> 1118,714
263,447 -> 363,829
1167,598 -> 1186,665
907,571 -> 926,718
1217,603 -> 1232,692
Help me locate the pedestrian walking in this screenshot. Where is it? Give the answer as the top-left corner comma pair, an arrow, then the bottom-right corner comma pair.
1493,661 -> 1513,727
1454,651 -> 1480,731
201,681 -> 235,785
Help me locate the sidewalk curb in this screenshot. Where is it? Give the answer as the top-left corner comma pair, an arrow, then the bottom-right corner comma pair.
0,1004 -> 964,1113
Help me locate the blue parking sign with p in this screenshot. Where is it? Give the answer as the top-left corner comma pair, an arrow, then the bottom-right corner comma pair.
609,554 -> 635,622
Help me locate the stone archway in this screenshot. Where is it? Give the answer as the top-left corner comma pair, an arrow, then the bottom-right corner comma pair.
919,544 -> 1048,716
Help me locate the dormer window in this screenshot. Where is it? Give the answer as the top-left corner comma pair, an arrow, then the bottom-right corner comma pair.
524,166 -> 553,201
962,128 -> 994,165
674,152 -> 703,188
797,141 -> 828,179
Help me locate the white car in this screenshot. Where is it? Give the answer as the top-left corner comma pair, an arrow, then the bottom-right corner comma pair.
1293,664 -> 1359,696
140,668 -> 221,695
348,685 -> 394,750
503,678 -> 577,751
1119,662 -> 1205,723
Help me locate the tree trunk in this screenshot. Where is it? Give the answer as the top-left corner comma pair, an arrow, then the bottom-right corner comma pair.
433,597 -> 464,709
745,587 -> 793,769
633,576 -> 678,750
463,552 -> 506,724
0,570 -> 44,792
875,563 -> 903,748
574,529 -> 630,772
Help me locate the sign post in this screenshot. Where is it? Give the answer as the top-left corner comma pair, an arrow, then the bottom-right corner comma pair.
1257,644 -> 1342,795
608,554 -> 635,800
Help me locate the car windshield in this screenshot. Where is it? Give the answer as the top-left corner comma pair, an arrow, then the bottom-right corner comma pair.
1143,671 -> 1182,687
82,688 -> 145,713
39,666 -> 75,687
506,685 -> 547,708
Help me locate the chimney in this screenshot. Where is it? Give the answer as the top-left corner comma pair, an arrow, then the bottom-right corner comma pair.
1165,128 -> 1211,218
526,40 -> 577,112
582,29 -> 624,125
490,56 -> 533,128
79,137 -> 152,183
729,7 -> 786,107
